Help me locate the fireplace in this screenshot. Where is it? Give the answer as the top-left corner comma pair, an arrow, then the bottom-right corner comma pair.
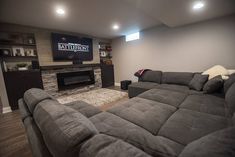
57,70 -> 95,90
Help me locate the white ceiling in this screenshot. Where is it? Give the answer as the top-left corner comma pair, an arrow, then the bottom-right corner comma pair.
0,0 -> 235,39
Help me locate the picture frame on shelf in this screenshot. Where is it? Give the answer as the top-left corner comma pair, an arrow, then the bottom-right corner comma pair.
0,48 -> 12,56
23,34 -> 35,45
12,47 -> 25,56
27,37 -> 35,44
100,51 -> 107,57
24,48 -> 36,56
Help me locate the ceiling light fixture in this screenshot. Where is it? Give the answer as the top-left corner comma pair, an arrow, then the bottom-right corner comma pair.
56,8 -> 65,15
193,1 -> 205,10
112,24 -> 119,30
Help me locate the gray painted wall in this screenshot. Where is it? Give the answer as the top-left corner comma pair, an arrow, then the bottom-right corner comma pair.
112,15 -> 235,82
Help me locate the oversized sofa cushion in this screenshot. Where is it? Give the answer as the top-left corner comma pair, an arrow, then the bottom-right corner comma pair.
158,109 -> 230,145
179,127 -> 235,157
161,72 -> 194,86
34,99 -> 98,157
64,100 -> 101,118
138,88 -> 188,107
24,88 -> 54,113
80,134 -> 152,157
128,82 -> 159,98
203,75 -> 224,94
179,95 -> 228,117
108,97 -> 176,135
23,117 -> 52,157
225,83 -> 235,115
90,112 -> 184,157
224,73 -> 235,93
140,70 -> 162,83
189,74 -> 209,91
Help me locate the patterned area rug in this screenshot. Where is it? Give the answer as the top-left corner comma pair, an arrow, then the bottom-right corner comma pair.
57,88 -> 128,107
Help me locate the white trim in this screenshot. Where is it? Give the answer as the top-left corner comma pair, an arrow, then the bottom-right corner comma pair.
115,82 -> 121,86
2,107 -> 12,114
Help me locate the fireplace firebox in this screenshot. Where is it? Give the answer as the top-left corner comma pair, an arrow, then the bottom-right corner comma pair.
57,70 -> 95,90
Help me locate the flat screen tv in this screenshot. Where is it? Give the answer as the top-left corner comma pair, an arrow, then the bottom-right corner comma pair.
51,33 -> 93,62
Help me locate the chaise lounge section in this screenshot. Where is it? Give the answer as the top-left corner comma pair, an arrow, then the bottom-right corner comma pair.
18,70 -> 235,157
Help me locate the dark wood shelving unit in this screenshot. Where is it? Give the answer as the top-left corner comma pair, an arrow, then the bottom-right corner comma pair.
99,42 -> 114,87
0,31 -> 43,110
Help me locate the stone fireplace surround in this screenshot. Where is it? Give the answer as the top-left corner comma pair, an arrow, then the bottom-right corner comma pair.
41,64 -> 102,97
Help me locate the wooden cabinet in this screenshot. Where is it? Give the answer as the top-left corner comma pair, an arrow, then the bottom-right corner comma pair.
3,70 -> 43,110
0,31 -> 42,110
101,64 -> 114,88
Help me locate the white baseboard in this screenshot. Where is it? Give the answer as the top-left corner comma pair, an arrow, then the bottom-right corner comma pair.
2,107 -> 12,114
115,82 -> 121,86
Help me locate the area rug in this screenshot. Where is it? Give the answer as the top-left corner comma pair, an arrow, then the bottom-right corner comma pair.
57,88 -> 128,107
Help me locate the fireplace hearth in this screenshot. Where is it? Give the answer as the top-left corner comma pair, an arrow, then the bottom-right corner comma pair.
41,64 -> 101,97
57,70 -> 95,90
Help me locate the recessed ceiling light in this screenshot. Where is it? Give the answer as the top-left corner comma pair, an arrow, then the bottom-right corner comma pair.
112,24 -> 119,30
193,1 -> 205,10
56,8 -> 65,15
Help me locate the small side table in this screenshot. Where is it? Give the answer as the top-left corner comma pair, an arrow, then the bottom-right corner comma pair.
121,80 -> 132,90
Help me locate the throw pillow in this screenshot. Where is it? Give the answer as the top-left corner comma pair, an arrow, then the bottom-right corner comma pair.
224,73 -> 235,94
189,74 -> 209,91
203,75 -> 224,94
202,65 -> 229,80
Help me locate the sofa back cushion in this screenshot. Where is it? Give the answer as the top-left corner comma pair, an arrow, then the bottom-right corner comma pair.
179,127 -> 235,157
140,71 -> 162,83
225,83 -> 235,115
224,73 -> 235,94
34,99 -> 98,157
161,72 -> 194,86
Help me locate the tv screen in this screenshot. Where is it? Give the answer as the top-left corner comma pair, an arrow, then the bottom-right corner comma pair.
51,33 -> 93,61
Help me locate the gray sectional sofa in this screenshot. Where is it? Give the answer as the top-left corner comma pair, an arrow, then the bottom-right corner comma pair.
19,71 -> 235,157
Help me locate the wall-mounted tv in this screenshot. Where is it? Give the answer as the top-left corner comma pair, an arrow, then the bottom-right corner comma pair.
51,33 -> 93,61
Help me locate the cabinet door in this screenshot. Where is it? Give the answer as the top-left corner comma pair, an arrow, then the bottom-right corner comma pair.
3,71 -> 43,110
101,65 -> 114,88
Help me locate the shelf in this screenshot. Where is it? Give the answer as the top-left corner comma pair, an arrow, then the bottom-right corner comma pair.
1,56 -> 37,59
0,42 -> 36,47
1,56 -> 38,62
99,49 -> 112,52
3,69 -> 40,73
100,56 -> 111,59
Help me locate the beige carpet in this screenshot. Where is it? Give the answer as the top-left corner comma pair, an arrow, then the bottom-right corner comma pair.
57,88 -> 128,107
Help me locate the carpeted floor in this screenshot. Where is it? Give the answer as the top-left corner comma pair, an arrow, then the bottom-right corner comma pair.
57,88 -> 128,107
